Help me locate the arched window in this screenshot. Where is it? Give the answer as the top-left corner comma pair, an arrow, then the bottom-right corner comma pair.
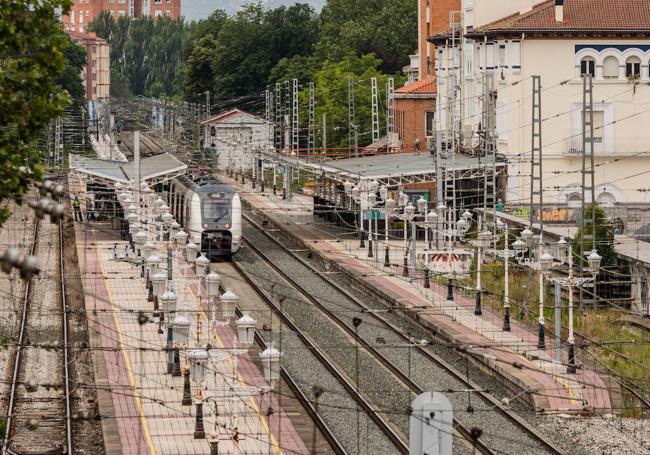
603,56 -> 619,79
626,56 -> 641,78
567,193 -> 582,208
580,57 -> 595,77
597,192 -> 617,207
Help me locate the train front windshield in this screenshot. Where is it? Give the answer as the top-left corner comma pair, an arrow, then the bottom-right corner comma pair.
203,200 -> 230,220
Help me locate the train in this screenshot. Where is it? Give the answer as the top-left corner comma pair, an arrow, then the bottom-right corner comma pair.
160,176 -> 242,261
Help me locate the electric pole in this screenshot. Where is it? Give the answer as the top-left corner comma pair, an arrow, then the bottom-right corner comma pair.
371,77 -> 380,144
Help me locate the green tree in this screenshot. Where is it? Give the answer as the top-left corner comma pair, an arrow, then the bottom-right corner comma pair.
316,0 -> 417,73
572,205 -> 616,267
56,37 -> 87,111
209,3 -> 319,99
268,55 -> 320,86
183,34 -> 219,102
0,0 -> 74,225
88,13 -> 191,97
110,70 -> 133,98
313,53 -> 405,150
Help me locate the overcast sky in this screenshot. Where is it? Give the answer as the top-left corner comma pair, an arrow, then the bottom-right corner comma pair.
182,0 -> 325,21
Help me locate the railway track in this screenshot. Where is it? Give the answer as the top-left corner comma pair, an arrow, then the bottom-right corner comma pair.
228,261 -> 408,454
240,212 -> 567,455
3,216 -> 73,455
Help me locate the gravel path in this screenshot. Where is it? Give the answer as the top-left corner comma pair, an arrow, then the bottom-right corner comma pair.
0,197 -> 37,416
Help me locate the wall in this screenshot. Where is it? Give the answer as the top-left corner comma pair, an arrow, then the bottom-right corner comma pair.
149,0 -> 181,18
436,31 -> 650,206
419,0 -> 461,79
393,96 -> 436,152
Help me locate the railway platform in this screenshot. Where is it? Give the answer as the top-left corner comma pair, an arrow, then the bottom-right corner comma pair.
74,220 -> 309,454
225,175 -> 622,415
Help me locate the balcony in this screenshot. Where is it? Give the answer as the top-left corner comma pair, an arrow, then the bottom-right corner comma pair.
565,136 -> 650,157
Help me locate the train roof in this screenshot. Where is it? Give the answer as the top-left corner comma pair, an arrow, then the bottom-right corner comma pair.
175,175 -> 236,194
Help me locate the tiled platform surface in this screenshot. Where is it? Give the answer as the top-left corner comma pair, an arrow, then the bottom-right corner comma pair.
227,176 -> 622,415
75,221 -> 309,455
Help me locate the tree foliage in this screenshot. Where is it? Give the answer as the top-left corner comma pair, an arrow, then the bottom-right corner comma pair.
88,12 -> 194,97
313,53 -> 405,149
208,4 -> 320,99
316,0 -> 417,73
572,205 -> 617,267
0,0 -> 74,225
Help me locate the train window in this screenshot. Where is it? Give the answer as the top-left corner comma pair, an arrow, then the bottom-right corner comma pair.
203,200 -> 229,219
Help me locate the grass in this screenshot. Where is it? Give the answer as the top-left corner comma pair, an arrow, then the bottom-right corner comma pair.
458,254 -> 650,417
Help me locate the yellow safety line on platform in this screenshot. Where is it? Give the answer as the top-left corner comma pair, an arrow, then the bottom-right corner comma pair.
95,235 -> 158,455
185,283 -> 283,455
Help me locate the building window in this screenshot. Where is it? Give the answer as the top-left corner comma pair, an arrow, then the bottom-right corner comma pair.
425,112 -> 435,137
498,43 -> 506,68
512,40 -> 521,70
165,10 -> 171,15
626,56 -> 641,79
580,57 -> 595,77
155,9 -> 162,16
603,56 -> 619,79
583,111 -> 605,143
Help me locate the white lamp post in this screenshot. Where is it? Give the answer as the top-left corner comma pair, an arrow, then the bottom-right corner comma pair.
195,252 -> 210,277
175,229 -> 188,249
134,228 -> 148,257
384,196 -> 397,267
205,271 -> 221,322
260,343 -> 282,386
152,270 -> 166,297
219,289 -> 237,322
236,312 -> 256,348
186,240 -> 199,263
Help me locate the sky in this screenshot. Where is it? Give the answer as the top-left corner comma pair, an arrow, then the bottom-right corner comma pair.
182,0 -> 325,20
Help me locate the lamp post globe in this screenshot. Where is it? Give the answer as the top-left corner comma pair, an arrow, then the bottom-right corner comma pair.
587,249 -> 602,275
236,312 -> 256,348
260,343 -> 282,385
539,251 -> 554,274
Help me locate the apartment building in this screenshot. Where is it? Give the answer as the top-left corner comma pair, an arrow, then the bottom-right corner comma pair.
432,0 -> 650,223
61,0 -> 181,32
67,31 -> 111,103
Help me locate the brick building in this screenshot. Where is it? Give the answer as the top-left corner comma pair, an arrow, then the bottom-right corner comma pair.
393,78 -> 436,152
61,0 -> 181,32
418,0 -> 461,79
67,31 -> 110,122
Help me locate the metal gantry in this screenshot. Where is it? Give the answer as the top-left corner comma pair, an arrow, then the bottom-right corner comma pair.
531,75 -> 547,349
371,77 -> 380,143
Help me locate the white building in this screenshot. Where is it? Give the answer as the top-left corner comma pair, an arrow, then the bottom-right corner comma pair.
201,109 -> 274,173
433,0 -> 650,229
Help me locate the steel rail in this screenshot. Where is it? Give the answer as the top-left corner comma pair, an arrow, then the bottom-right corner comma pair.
3,217 -> 40,454
243,213 -> 567,455
230,296 -> 349,455
228,260 -> 409,454
60,217 -> 74,455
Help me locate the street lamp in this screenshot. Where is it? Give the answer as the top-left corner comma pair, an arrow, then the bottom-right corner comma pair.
471,222 -> 493,316
236,312 -> 256,348
384,196 -> 397,267
401,201 -> 416,277
260,343 -> 282,386
490,223 -> 517,331
546,242 -> 600,373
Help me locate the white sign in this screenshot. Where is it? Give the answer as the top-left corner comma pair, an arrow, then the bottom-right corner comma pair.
409,392 -> 453,455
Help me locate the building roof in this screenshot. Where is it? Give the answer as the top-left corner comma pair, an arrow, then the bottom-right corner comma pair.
200,109 -> 269,126
472,0 -> 650,37
66,30 -> 108,44
69,152 -> 187,185
396,76 -> 437,95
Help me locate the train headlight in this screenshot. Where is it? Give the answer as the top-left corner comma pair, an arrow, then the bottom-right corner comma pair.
224,224 -> 230,229
203,223 -> 208,229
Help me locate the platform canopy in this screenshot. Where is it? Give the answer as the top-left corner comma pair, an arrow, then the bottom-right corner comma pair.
69,152 -> 187,186
263,151 -> 505,187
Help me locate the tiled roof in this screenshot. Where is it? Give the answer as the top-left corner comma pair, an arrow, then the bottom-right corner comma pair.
66,30 -> 108,44
476,0 -> 650,34
396,76 -> 437,94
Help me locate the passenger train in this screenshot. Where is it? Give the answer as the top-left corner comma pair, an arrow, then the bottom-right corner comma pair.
161,176 -> 242,261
